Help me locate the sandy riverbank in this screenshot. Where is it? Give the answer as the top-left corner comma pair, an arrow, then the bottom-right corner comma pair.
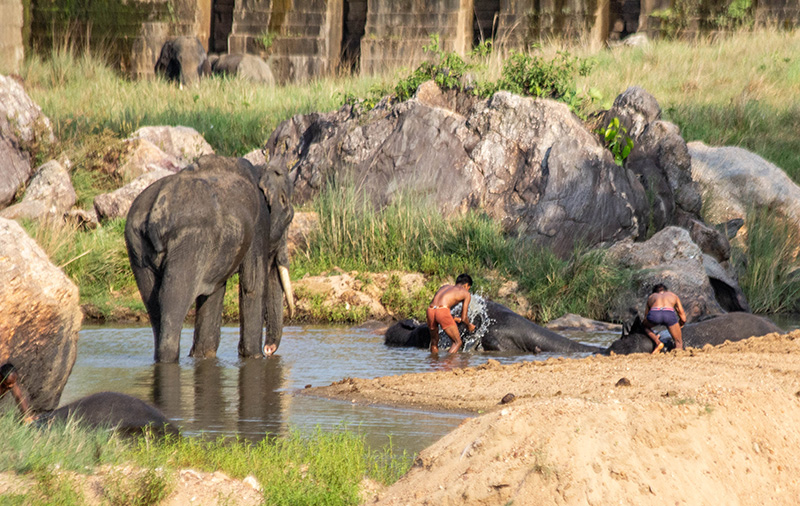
306,330 -> 800,505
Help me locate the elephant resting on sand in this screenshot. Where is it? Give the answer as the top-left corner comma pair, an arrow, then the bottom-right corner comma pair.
125,155 -> 295,363
385,299 -> 603,354
1,363 -> 178,436
607,312 -> 783,355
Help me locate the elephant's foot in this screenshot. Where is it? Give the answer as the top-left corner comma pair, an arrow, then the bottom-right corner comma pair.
263,344 -> 277,356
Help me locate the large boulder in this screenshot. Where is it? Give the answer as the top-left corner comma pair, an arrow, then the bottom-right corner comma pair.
0,160 -> 76,221
128,125 -> 214,167
265,84 -> 657,256
93,169 -> 173,221
116,138 -> 182,181
0,218 -> 81,411
689,141 -> 800,241
154,37 -> 211,86
606,226 -> 748,322
212,53 -> 275,85
0,74 -> 55,208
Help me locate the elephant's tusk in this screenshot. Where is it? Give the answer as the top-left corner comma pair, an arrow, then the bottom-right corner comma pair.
278,265 -> 295,319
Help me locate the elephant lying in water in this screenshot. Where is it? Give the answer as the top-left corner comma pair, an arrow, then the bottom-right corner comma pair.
607,312 -> 783,354
1,363 -> 179,436
385,299 -> 603,354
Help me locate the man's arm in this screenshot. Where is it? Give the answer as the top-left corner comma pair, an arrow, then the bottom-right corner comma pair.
675,297 -> 687,326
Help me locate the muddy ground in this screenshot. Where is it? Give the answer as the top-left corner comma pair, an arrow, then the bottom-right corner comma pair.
308,330 -> 800,505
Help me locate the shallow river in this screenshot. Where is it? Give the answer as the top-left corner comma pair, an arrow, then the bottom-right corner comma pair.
60,316 -> 799,455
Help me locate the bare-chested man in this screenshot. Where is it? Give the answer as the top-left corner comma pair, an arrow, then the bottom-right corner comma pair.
644,283 -> 686,354
426,274 -> 476,354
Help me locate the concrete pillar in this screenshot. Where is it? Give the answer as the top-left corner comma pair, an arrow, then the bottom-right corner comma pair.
0,0 -> 24,74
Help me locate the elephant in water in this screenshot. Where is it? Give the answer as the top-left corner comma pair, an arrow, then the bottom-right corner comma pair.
606,312 -> 783,355
1,363 -> 179,436
385,298 -> 603,354
125,155 -> 295,363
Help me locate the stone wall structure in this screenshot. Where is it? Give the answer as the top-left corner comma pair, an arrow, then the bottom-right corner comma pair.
24,0 -> 800,82
0,0 -> 24,74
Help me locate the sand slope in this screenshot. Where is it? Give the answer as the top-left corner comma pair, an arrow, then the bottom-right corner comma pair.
308,330 -> 800,505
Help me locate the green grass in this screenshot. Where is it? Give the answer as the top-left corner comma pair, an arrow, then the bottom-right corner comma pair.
0,411 -> 412,505
733,208 -> 800,314
293,180 -> 635,323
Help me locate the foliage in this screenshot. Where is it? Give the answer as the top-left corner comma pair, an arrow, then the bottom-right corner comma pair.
733,208 -> 800,313
256,30 -> 278,53
651,0 -> 753,37
394,34 -> 476,102
294,179 -> 634,323
0,411 -> 412,506
20,218 -> 141,318
600,117 -> 634,166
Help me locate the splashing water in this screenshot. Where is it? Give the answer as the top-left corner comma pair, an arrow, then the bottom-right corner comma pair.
438,293 -> 494,352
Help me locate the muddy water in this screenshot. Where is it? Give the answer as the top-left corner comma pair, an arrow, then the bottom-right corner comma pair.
60,314 -> 798,455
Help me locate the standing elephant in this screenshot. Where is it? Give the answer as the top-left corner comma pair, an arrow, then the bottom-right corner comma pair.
125,155 -> 295,362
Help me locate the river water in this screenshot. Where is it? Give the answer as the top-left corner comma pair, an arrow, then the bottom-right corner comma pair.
60,315 -> 799,456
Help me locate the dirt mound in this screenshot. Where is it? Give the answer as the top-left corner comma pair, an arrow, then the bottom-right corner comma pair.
308,330 -> 800,505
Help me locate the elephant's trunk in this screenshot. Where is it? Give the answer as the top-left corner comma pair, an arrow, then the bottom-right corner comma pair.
278,265 -> 295,319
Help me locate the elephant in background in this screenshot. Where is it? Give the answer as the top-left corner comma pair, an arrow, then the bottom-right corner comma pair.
385,299 -> 603,354
125,155 -> 295,363
606,312 -> 783,355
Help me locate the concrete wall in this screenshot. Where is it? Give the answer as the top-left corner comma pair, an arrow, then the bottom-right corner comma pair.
361,0 -> 472,75
229,0 -> 343,84
0,0 -> 24,74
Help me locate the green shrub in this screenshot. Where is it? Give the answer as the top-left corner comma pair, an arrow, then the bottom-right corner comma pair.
734,208 -> 800,313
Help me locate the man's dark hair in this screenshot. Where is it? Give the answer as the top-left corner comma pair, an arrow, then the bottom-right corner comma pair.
1,363 -> 16,384
456,273 -> 473,286
652,283 -> 667,293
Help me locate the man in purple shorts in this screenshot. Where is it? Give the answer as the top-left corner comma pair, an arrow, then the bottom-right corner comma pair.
643,283 -> 687,354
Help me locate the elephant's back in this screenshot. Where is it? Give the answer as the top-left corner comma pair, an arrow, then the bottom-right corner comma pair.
684,312 -> 782,347
47,392 -> 179,436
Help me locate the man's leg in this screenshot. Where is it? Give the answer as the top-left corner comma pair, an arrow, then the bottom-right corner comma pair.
667,323 -> 683,350
443,325 -> 462,353
643,318 -> 664,354
426,308 -> 439,353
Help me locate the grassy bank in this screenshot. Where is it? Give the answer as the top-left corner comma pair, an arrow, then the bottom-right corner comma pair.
0,411 -> 411,505
13,28 -> 800,322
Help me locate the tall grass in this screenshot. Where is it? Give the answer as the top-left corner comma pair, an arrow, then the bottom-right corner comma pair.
20,218 -> 143,317
21,52 -> 385,157
0,411 -> 412,505
570,29 -> 800,181
294,180 -> 634,322
734,208 -> 800,313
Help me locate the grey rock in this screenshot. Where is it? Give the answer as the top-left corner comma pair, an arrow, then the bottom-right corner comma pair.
0,160 -> 76,221
0,218 -> 81,411
0,74 -> 55,208
265,86 -> 652,257
154,37 -> 212,85
94,169 -> 173,221
128,126 -> 214,167
607,226 -> 727,322
689,141 -> 800,240
212,53 -> 275,85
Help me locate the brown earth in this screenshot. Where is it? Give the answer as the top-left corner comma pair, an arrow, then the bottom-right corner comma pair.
306,330 -> 800,505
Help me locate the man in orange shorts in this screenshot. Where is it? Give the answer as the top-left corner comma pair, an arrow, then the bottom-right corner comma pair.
426,274 -> 476,354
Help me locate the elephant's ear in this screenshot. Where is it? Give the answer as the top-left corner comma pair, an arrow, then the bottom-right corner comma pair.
630,315 -> 645,335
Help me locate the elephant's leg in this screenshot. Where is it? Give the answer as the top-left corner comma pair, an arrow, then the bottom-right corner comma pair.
263,265 -> 284,356
190,284 -> 225,358
132,265 -> 163,346
238,254 -> 265,358
155,265 -> 199,363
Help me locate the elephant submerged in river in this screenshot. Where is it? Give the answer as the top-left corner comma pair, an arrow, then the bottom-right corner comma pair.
1,363 -> 179,436
385,299 -> 603,354
125,155 -> 295,363
606,312 -> 782,354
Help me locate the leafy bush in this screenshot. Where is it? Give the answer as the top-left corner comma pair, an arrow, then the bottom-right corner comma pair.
600,117 -> 634,166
